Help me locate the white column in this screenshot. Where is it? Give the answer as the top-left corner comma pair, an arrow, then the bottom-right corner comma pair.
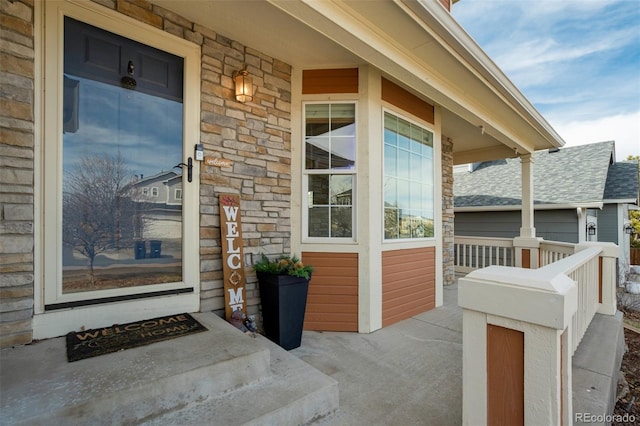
358,65 -> 383,333
520,153 -> 535,238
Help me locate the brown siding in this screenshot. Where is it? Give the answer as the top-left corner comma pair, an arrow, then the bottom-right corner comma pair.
302,252 -> 358,332
381,77 -> 434,124
381,247 -> 435,327
521,249 -> 531,269
598,256 -> 603,304
302,68 -> 359,94
438,0 -> 451,12
487,325 -> 524,426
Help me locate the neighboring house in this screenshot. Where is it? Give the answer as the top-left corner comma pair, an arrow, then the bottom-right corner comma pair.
132,171 -> 179,204
1,0 -> 566,347
454,141 -> 639,276
128,171 -> 183,239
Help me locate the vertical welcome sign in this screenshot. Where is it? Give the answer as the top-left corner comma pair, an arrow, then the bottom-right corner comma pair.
219,194 -> 247,320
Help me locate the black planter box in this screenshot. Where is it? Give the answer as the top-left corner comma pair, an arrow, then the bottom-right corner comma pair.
257,272 -> 309,350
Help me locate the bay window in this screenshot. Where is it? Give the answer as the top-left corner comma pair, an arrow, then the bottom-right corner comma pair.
383,111 -> 434,240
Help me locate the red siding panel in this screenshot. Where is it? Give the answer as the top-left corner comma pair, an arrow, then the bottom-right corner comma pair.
438,0 -> 451,12
382,247 -> 436,327
302,68 -> 359,94
302,252 -> 358,331
487,325 -> 525,426
381,78 -> 435,124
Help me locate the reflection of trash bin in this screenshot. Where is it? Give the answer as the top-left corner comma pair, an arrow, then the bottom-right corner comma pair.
149,240 -> 162,258
134,241 -> 146,259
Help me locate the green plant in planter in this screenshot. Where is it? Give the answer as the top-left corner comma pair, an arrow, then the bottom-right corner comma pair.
253,254 -> 313,280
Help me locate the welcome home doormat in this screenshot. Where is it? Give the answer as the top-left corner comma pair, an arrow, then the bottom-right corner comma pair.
66,313 -> 207,362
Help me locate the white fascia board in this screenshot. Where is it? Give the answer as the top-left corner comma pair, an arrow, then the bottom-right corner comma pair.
403,0 -> 564,149
269,0 -> 562,153
454,202 -> 604,212
603,198 -> 638,205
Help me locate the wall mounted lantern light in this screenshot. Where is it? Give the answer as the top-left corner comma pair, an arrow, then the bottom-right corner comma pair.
232,66 -> 253,103
587,222 -> 596,236
624,223 -> 634,235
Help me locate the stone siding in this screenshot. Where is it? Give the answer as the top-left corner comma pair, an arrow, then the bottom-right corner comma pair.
0,0 -> 35,348
0,0 -> 291,347
442,137 -> 455,285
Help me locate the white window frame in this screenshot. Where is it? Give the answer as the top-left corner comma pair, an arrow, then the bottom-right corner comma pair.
175,188 -> 182,200
151,187 -> 159,197
382,107 -> 436,242
302,101 -> 358,243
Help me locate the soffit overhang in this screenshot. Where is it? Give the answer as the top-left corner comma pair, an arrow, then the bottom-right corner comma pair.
153,0 -> 565,165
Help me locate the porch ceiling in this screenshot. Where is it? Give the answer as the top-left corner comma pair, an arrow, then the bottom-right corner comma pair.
153,0 -> 564,165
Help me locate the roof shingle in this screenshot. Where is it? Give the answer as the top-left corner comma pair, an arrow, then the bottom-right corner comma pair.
453,141 -> 633,208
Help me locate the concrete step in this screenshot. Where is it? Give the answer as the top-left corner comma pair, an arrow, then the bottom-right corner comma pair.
0,313 -> 337,425
141,335 -> 338,426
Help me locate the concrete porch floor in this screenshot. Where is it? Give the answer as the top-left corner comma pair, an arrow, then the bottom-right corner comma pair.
292,283 -> 463,425
291,279 -> 625,425
0,279 -> 624,425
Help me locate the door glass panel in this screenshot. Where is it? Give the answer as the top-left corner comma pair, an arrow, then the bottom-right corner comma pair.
62,45 -> 184,294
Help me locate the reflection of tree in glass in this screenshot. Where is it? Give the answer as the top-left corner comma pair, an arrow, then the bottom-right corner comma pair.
330,176 -> 352,237
63,152 -> 139,285
331,207 -> 352,237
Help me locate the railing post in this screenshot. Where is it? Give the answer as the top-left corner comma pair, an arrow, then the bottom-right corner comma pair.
459,266 -> 576,426
513,237 -> 542,269
576,242 -> 619,315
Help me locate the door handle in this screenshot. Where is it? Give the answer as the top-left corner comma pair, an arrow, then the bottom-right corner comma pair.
174,157 -> 193,182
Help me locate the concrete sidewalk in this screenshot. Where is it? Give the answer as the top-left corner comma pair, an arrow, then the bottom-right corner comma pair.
292,284 -> 463,425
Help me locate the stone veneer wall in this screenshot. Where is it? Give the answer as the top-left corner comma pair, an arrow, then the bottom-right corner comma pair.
441,137 -> 455,286
0,0 -> 291,348
1,0 -> 36,348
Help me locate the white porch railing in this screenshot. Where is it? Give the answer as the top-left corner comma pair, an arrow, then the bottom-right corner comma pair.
539,240 -> 575,266
454,236 -> 515,273
453,237 -> 579,273
457,235 -> 619,425
538,246 -> 601,354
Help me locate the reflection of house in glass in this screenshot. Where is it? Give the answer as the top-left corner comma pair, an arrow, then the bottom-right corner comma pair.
384,201 -> 435,240
129,171 -> 183,240
305,114 -> 356,238
335,188 -> 352,205
399,214 -> 434,239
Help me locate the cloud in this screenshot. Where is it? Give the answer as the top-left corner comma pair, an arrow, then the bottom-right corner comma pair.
552,111 -> 640,161
63,76 -> 183,176
453,0 -> 640,160
494,26 -> 636,77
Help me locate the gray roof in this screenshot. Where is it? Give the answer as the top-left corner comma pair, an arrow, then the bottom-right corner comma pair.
603,161 -> 640,201
453,141 -> 634,209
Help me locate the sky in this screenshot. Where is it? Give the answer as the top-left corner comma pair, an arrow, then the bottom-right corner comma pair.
453,0 -> 640,161
64,75 -> 183,179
